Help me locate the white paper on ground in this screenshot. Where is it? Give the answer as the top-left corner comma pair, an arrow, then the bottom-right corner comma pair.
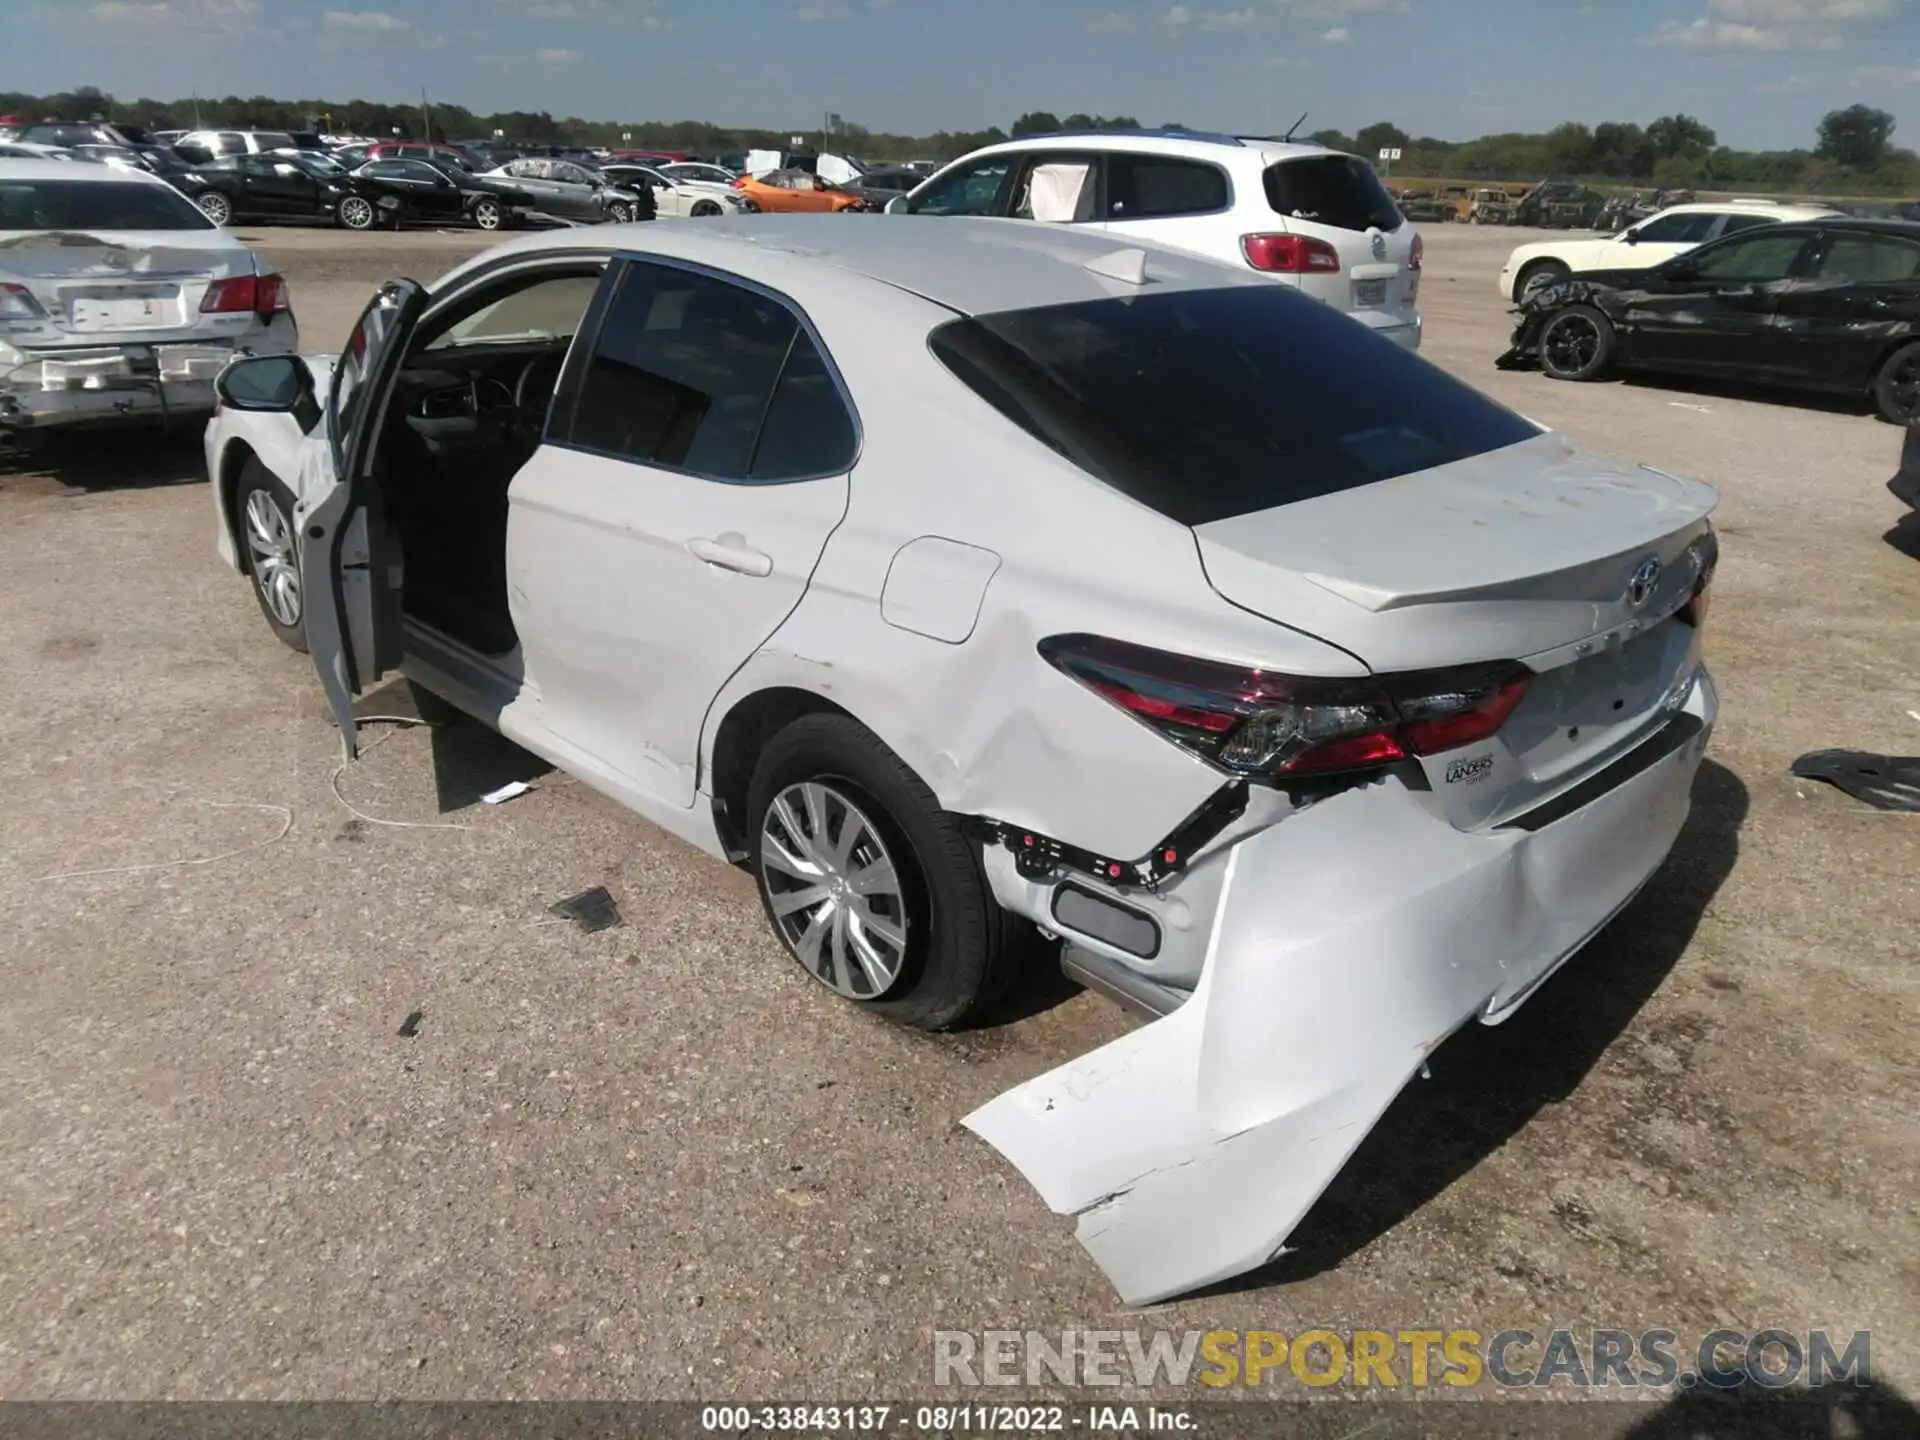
481,780 -> 534,805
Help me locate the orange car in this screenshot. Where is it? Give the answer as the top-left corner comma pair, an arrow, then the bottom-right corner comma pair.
733,168 -> 867,213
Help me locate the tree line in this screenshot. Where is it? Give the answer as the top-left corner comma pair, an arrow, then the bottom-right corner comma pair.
2,88 -> 1911,195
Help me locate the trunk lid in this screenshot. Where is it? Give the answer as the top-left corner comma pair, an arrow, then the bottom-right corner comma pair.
0,229 -> 255,344
1193,431 -> 1716,825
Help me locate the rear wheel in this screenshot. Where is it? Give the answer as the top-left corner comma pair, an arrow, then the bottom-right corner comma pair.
1516,259 -> 1570,301
691,199 -> 722,217
1874,341 -> 1920,424
337,194 -> 375,230
471,198 -> 504,230
196,191 -> 233,226
235,460 -> 305,652
1538,304 -> 1616,381
606,201 -> 633,223
748,715 -> 1020,1031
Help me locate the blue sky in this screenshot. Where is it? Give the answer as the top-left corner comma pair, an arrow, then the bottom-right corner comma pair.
6,0 -> 1918,149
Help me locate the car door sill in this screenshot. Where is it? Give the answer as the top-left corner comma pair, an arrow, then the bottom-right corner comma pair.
399,616 -> 731,863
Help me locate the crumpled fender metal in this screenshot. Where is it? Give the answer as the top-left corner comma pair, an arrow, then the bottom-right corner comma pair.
966,676 -> 1714,1305
1495,280 -> 1615,372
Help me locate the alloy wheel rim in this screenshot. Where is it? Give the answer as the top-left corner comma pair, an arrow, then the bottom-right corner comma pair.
475,202 -> 500,228
760,781 -> 909,1000
341,196 -> 372,228
244,489 -> 301,627
1522,270 -> 1562,299
201,194 -> 230,222
1544,314 -> 1599,372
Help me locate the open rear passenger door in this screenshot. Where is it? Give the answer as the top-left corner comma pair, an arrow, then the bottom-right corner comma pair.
298,278 -> 429,760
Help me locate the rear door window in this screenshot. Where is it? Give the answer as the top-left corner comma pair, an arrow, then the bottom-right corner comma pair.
1009,153 -> 1102,222
1263,155 -> 1401,232
929,284 -> 1536,526
562,261 -> 801,480
1106,155 -> 1230,219
1714,212 -> 1779,238
1813,232 -> 1920,282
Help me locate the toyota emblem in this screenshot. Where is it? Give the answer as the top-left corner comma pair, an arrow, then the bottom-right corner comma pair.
1626,557 -> 1663,609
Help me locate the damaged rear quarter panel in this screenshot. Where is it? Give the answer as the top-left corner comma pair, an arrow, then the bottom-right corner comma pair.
697,280 -> 1368,860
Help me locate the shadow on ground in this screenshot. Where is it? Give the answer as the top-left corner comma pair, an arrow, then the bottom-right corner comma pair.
1620,370 -> 1880,422
1193,757 -> 1750,1289
351,677 -> 553,814
0,428 -> 208,492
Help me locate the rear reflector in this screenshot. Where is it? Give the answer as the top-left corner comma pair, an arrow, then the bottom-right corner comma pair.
200,273 -> 290,319
1241,233 -> 1341,274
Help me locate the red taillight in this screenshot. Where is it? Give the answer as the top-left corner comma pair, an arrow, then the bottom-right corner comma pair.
1409,233 -> 1424,272
199,273 -> 289,319
0,282 -> 47,319
1394,674 -> 1531,755
1041,635 -> 1533,780
1680,569 -> 1713,629
1241,233 -> 1341,274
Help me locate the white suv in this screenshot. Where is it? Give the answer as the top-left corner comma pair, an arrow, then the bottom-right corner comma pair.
890,130 -> 1422,349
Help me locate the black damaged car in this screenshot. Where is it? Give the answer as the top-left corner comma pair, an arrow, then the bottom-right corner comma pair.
176,153 -> 532,232
1499,217 -> 1920,423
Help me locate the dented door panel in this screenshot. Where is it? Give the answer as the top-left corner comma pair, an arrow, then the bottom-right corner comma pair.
966,672 -> 1715,1306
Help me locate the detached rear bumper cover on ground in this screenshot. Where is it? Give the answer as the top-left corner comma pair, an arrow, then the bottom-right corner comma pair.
966,673 -> 1715,1305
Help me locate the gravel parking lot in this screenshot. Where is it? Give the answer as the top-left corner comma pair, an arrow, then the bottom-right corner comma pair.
2,222 -> 1917,1408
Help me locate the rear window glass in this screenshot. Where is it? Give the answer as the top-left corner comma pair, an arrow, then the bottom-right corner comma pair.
1264,155 -> 1401,233
928,286 -> 1537,527
0,178 -> 214,231
1107,156 -> 1229,219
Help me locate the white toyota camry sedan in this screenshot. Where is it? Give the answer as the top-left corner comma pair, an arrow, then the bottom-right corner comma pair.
204,216 -> 1719,1306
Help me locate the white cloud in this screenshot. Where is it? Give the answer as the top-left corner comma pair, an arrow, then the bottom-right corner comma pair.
1320,24 -> 1352,41
1709,0 -> 1893,19
88,0 -> 172,17
537,46 -> 580,60
495,0 -> 667,23
796,0 -> 849,17
325,9 -> 411,29
1650,16 -> 1840,48
1850,58 -> 1920,81
1165,5 -> 1259,30
1279,0 -> 1408,16
1650,0 -> 1894,52
1086,8 -> 1140,31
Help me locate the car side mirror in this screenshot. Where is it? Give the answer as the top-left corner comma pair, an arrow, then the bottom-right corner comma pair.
216,354 -> 319,432
884,195 -> 908,215
1622,229 -> 1640,244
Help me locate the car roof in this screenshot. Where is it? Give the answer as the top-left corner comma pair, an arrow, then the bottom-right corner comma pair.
959,130 -> 1339,168
1663,200 -> 1839,220
0,156 -> 173,183
441,214 -> 1266,316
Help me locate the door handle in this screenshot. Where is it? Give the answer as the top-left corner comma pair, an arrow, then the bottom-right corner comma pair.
686,535 -> 773,577
1714,285 -> 1756,299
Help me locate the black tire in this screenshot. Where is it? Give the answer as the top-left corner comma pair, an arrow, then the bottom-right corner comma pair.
471,197 -> 504,230
1516,259 -> 1570,301
606,201 -> 633,223
691,199 -> 722,218
1538,304 -> 1616,381
196,191 -> 233,226
1873,341 -> 1920,424
337,194 -> 376,230
233,459 -> 306,652
747,714 -> 1021,1031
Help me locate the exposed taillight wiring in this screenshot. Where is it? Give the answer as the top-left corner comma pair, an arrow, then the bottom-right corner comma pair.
1038,633 -> 1534,781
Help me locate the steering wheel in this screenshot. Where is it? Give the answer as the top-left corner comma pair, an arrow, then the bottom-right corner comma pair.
512,351 -> 568,438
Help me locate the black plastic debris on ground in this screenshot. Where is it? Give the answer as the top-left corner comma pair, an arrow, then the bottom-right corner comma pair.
549,886 -> 622,933
1791,750 -> 1920,812
397,1009 -> 423,1038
